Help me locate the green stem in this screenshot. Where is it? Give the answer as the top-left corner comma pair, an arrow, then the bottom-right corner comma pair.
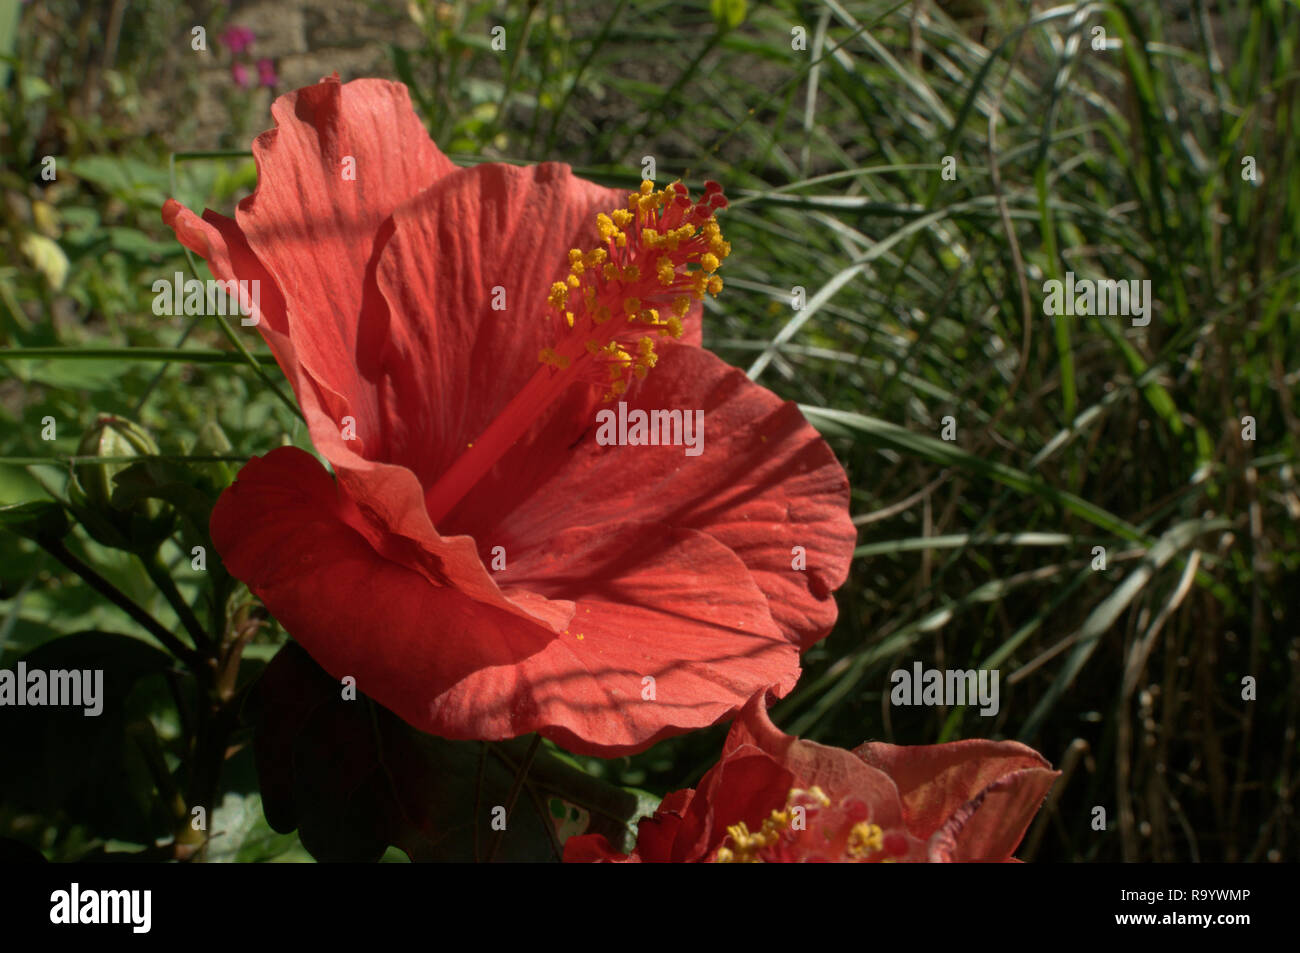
143,548 -> 213,656
0,346 -> 277,363
38,538 -> 203,669
485,734 -> 542,863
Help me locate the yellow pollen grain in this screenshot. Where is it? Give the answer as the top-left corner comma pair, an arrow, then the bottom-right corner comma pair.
538,185 -> 730,391
846,822 -> 884,860
548,281 -> 568,309
657,256 -> 676,286
539,346 -> 570,370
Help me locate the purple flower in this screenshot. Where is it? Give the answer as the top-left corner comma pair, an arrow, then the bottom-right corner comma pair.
256,58 -> 278,89
219,25 -> 256,55
231,61 -> 252,89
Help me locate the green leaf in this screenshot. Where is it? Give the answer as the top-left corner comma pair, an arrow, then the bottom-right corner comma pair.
67,156 -> 170,208
208,793 -> 313,863
0,500 -> 70,543
0,631 -> 178,845
248,643 -> 652,862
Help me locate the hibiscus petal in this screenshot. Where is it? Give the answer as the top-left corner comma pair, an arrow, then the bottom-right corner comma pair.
470,342 -> 855,649
627,788 -> 696,862
924,767 -> 1060,862
234,76 -> 456,465
209,446 -> 582,729
371,159 -> 704,489
671,747 -> 794,862
853,737 -> 1059,853
561,833 -> 638,863
426,519 -> 795,754
562,787 -> 699,863
213,451 -> 791,754
727,694 -> 909,832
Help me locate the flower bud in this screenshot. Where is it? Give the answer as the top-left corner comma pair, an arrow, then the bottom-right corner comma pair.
74,415 -> 161,512
69,416 -> 174,552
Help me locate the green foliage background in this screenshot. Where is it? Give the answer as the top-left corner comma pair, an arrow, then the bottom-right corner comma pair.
1,0 -> 1297,862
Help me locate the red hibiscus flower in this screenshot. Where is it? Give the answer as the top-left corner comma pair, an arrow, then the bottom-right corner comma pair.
564,693 -> 1059,861
162,76 -> 855,756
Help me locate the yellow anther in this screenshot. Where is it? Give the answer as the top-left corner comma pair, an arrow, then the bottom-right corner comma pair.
595,212 -> 619,242
657,256 -> 676,286
539,182 -> 728,387
846,822 -> 884,859
538,347 -> 570,370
